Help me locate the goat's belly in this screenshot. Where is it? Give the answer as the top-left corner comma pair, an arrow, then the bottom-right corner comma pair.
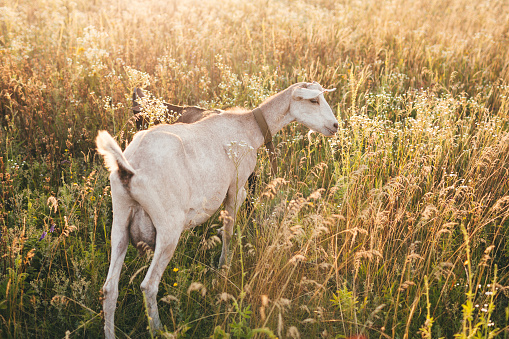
129,205 -> 156,253
185,207 -> 217,229
183,190 -> 226,229
185,201 -> 224,229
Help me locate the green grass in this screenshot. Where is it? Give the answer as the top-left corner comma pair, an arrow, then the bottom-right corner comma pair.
1,0 -> 509,338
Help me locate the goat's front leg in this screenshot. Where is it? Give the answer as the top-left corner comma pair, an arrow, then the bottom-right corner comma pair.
219,186 -> 247,268
103,210 -> 130,339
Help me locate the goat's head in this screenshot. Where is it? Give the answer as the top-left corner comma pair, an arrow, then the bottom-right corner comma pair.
289,82 -> 338,136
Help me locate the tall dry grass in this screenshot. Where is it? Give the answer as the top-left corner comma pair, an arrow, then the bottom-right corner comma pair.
1,0 -> 509,338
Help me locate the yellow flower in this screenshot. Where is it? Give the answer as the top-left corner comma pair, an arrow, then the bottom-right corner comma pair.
173,282 -> 178,287
173,267 -> 179,272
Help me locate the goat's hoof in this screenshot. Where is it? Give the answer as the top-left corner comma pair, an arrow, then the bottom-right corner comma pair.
219,263 -> 230,270
218,257 -> 225,269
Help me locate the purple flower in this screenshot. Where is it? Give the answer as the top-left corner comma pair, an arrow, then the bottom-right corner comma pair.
49,224 -> 55,233
39,231 -> 47,241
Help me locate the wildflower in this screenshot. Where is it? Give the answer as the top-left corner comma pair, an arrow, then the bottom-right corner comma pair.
173,267 -> 178,272
49,224 -> 56,232
39,231 -> 47,241
90,196 -> 96,202
173,282 -> 178,287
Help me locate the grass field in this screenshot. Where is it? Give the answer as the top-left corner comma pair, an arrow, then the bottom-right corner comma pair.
1,0 -> 509,337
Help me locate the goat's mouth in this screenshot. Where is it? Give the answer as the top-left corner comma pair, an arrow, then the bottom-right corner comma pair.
324,126 -> 337,136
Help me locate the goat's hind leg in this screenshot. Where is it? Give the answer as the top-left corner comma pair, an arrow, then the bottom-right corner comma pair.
139,210 -> 183,333
103,195 -> 132,339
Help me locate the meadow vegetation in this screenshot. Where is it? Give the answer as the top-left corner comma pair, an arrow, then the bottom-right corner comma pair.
1,0 -> 509,337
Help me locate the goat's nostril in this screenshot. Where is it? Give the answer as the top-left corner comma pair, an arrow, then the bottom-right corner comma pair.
333,122 -> 339,129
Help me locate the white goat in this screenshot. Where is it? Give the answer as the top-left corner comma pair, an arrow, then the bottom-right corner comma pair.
96,82 -> 338,338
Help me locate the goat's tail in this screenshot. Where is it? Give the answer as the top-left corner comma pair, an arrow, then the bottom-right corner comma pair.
96,131 -> 136,180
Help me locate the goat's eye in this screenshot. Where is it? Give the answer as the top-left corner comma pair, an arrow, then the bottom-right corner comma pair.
310,98 -> 319,104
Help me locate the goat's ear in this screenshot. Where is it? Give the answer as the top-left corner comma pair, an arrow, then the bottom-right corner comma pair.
292,87 -> 322,100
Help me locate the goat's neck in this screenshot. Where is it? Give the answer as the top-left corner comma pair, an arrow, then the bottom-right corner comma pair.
253,85 -> 296,148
